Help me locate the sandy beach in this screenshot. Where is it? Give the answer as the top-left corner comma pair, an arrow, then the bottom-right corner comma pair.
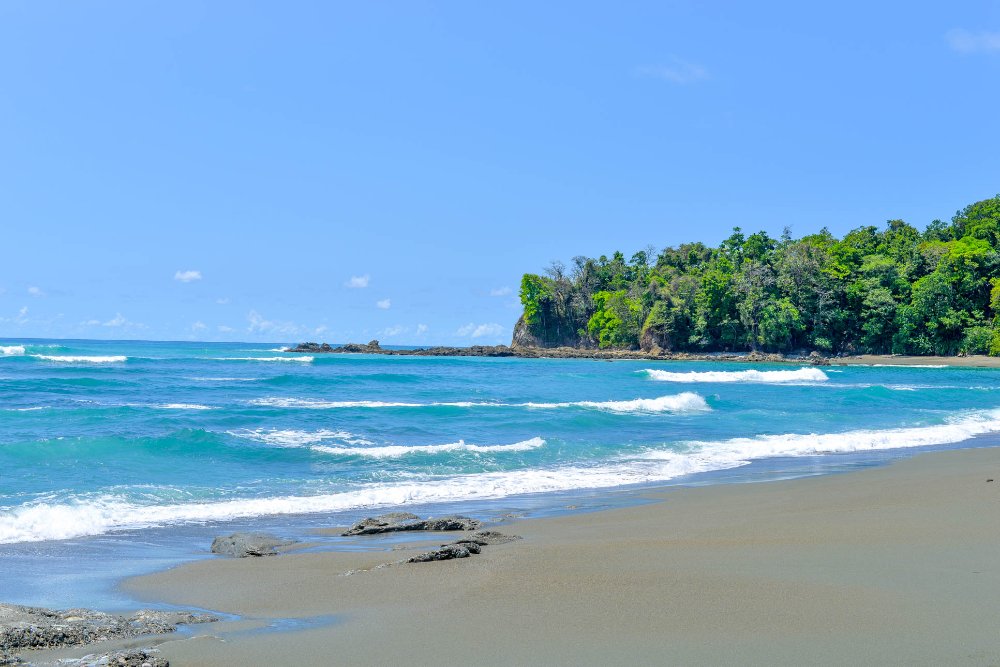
40,446 -> 989,666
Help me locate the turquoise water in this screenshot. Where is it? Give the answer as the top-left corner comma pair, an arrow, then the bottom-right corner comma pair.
3,338 -> 1000,607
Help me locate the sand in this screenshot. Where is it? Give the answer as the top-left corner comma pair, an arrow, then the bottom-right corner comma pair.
22,447 -> 1000,665
835,354 -> 1000,368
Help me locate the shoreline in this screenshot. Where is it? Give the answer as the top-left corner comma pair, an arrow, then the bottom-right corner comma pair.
287,341 -> 1000,368
17,445 -> 995,665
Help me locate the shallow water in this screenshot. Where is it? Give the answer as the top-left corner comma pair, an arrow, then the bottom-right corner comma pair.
3,338 -> 1000,608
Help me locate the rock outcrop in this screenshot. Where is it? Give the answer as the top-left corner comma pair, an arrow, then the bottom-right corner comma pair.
342,513 -> 482,536
407,531 -> 521,563
0,604 -> 216,659
210,532 -> 296,558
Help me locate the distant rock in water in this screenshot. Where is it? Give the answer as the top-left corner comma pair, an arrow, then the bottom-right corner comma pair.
342,513 -> 482,536
210,532 -> 296,557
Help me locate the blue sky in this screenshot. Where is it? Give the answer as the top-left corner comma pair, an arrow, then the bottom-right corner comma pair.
1,1 -> 999,345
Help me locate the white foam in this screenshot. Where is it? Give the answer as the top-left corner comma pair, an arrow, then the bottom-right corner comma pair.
643,367 -> 828,383
187,377 -> 261,382
524,393 -> 710,414
313,437 -> 546,458
248,394 -> 709,414
2,406 -> 46,412
229,428 -> 374,447
31,355 -> 127,363
0,458 -> 696,544
6,409 -> 1000,544
214,357 -> 313,363
154,403 -> 215,410
0,345 -> 25,356
639,409 -> 1000,464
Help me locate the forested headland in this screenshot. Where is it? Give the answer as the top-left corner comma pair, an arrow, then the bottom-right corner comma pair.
514,195 -> 1000,356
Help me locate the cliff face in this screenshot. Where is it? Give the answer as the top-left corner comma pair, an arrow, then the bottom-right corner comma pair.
510,315 -> 590,349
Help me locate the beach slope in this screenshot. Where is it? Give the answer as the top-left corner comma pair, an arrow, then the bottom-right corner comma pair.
123,447 -> 1000,666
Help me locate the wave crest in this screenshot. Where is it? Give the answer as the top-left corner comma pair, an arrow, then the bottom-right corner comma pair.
32,355 -> 127,363
314,437 -> 546,458
643,367 -> 828,383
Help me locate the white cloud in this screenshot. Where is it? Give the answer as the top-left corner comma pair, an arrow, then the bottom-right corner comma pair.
416,323 -> 428,335
191,321 -> 207,332
27,286 -> 45,298
216,297 -> 230,305
246,310 -> 306,337
346,275 -> 370,289
82,319 -> 101,326
103,313 -> 127,327
174,270 -> 203,283
456,322 -> 505,339
635,58 -> 709,84
376,298 -> 391,310
946,29 -> 1000,53
16,306 -> 29,324
490,286 -> 512,297
380,325 -> 406,337
218,325 -> 235,333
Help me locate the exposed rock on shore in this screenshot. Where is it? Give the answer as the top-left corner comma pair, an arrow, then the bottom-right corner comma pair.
407,531 -> 522,563
210,532 -> 296,558
0,604 -> 216,661
342,513 -> 482,536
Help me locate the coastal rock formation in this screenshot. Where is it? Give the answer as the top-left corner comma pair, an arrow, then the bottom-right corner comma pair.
0,604 -> 216,658
407,531 -> 521,563
92,649 -> 169,666
284,340 -> 834,364
210,532 -> 296,558
341,513 -> 482,536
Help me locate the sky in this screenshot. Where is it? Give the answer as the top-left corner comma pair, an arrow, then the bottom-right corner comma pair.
1,1 -> 999,345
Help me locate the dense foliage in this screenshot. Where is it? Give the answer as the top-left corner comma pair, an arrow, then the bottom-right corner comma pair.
517,195 -> 1000,356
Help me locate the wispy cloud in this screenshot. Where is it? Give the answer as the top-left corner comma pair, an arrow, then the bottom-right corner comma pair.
247,310 -> 299,336
218,325 -> 235,333
27,286 -> 45,298
635,57 -> 709,84
457,322 -> 504,339
490,286 -> 512,297
346,275 -> 370,289
216,297 -> 230,305
380,325 -> 407,337
174,270 -> 203,283
416,323 -> 428,335
191,321 -> 207,332
946,29 -> 1000,53
376,298 -> 391,310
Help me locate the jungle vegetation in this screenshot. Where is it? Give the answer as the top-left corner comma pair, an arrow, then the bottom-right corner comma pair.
517,195 -> 1000,356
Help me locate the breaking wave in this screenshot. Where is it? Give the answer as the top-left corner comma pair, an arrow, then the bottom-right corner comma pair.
643,367 -> 828,383
312,437 -> 546,458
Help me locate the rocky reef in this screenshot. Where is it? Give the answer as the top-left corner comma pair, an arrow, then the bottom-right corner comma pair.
0,604 -> 216,664
210,532 -> 296,558
286,339 -> 830,364
341,512 -> 482,536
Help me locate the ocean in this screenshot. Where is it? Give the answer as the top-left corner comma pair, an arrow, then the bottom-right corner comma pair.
3,338 -> 1000,609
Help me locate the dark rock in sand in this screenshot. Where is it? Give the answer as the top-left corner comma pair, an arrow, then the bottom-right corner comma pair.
210,532 -> 295,558
408,544 -> 474,563
407,531 -> 522,564
342,513 -> 481,536
0,604 -> 217,654
464,530 -> 522,545
95,648 -> 169,666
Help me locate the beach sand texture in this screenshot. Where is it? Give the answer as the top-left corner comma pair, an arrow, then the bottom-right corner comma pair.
100,447 -> 1000,666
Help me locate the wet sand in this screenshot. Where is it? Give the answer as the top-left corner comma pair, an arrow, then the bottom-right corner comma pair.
87,447 -> 1000,665
836,354 -> 1000,368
